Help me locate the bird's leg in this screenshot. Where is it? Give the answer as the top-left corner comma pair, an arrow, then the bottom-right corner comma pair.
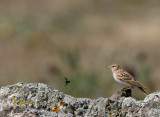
121,86 -> 133,91
126,86 -> 133,90
121,86 -> 132,97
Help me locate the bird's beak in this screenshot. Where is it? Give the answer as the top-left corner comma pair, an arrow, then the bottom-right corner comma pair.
107,65 -> 111,68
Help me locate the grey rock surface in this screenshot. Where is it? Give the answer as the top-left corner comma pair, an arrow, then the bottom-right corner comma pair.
0,83 -> 159,117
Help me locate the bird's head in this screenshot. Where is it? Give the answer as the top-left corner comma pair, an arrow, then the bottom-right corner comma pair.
108,64 -> 121,72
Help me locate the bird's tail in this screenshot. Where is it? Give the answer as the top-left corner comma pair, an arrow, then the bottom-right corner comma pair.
138,86 -> 147,95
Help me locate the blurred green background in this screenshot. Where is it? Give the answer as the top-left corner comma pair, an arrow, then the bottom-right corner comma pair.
0,0 -> 160,99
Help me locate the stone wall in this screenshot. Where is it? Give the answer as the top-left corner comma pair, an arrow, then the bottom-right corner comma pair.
0,83 -> 159,117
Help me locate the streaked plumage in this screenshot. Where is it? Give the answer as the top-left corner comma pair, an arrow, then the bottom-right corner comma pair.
108,64 -> 147,94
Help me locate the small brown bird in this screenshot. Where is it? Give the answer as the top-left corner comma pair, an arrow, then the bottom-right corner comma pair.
108,64 -> 147,94
65,77 -> 71,86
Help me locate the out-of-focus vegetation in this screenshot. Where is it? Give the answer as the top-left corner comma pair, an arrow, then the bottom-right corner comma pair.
0,0 -> 160,99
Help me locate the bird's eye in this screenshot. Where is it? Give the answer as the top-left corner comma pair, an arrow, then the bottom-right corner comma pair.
112,66 -> 115,67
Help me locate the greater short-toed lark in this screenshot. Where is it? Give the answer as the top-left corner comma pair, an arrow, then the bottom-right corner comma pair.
108,64 -> 147,94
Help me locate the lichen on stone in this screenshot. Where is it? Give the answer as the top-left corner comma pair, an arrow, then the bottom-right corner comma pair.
0,83 -> 160,117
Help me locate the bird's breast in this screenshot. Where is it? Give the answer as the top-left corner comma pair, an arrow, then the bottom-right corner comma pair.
113,73 -> 130,86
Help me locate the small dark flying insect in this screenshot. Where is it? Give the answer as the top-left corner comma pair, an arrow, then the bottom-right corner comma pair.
65,77 -> 71,86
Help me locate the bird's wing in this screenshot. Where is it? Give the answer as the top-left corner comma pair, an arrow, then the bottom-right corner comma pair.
126,80 -> 144,88
126,80 -> 147,94
116,69 -> 135,81
116,70 -> 146,88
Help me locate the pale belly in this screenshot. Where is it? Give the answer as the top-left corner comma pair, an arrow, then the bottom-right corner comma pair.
113,74 -> 130,86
